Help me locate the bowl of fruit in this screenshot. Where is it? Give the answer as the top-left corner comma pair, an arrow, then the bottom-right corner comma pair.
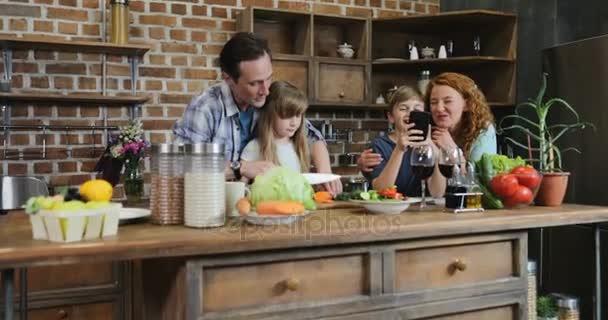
25,179 -> 121,242
489,165 -> 542,208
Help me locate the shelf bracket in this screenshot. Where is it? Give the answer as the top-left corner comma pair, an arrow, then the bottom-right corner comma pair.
2,48 -> 12,81
130,104 -> 141,120
129,55 -> 139,97
2,103 -> 10,159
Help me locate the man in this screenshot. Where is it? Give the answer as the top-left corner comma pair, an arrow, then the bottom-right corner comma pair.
173,32 -> 341,194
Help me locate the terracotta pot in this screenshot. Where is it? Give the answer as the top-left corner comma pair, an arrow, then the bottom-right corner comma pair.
535,172 -> 570,206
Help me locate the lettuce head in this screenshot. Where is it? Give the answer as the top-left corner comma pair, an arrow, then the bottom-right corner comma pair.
250,166 -> 316,210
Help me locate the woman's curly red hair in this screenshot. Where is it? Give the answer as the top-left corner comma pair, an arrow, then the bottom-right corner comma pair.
424,72 -> 494,157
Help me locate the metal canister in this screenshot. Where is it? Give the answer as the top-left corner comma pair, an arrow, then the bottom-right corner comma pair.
110,0 -> 129,44
557,296 -> 579,320
527,260 -> 537,320
150,144 -> 184,225
184,143 -> 225,228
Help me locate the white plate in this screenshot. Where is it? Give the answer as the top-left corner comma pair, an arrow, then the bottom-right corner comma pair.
349,197 -> 422,214
119,207 -> 151,221
302,173 -> 341,185
244,211 -> 310,225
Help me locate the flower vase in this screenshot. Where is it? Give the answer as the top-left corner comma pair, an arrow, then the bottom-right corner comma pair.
124,159 -> 144,204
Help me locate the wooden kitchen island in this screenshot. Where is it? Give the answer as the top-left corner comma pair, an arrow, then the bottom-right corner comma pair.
2,204 -> 608,320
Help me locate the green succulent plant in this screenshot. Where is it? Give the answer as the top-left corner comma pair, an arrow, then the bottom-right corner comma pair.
499,73 -> 594,172
537,295 -> 558,317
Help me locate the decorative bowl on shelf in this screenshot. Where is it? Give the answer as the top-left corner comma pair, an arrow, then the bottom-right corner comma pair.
337,43 -> 355,59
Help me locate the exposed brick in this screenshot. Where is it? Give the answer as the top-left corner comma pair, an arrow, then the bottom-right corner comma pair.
34,162 -> 53,174
47,7 -> 88,21
59,0 -> 77,6
81,53 -> 101,61
150,132 -> 167,143
58,52 -> 78,61
54,76 -> 74,89
33,20 -> 54,32
313,3 -> 341,15
221,20 -> 235,31
338,0 -> 352,4
202,44 -> 223,55
191,56 -> 206,67
82,0 -> 98,8
428,4 -> 439,14
140,67 -> 176,78
171,56 -> 188,66
161,42 -> 197,54
148,54 -> 166,65
10,18 -> 28,31
130,0 -> 145,12
277,1 -> 310,11
210,32 -> 228,43
58,21 -> 78,34
0,4 -> 42,17
58,161 -> 77,172
149,27 -> 166,40
8,163 -> 28,175
399,0 -> 412,11
10,134 -> 30,145
211,7 -> 227,18
205,0 -> 235,5
49,174 -> 91,187
80,106 -> 100,117
167,106 -> 186,117
34,0 -> 53,4
191,31 -> 207,42
333,120 -> 359,129
149,2 -> 166,13
160,94 -> 192,104
80,160 -> 98,172
370,0 -> 381,7
31,76 -> 50,88
164,79 -> 181,91
145,106 -> 164,117
139,15 -> 177,27
415,3 -> 426,12
377,9 -> 403,17
182,68 -> 217,80
170,29 -> 187,41
192,5 -> 207,16
78,77 -> 97,90
172,3 -> 187,15
107,64 -> 130,76
187,81 -> 205,93
384,0 -> 397,9
57,107 -> 78,117
365,120 -> 390,130
346,7 -> 372,17
130,26 -> 145,39
182,17 -> 216,29
13,62 -> 38,73
145,80 -> 163,91
242,0 -> 273,7
82,23 -> 100,36
354,0 -> 366,5
46,63 -> 87,75
141,120 -> 175,130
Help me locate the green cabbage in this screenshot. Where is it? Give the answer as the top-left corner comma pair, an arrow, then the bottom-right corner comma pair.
250,166 -> 316,210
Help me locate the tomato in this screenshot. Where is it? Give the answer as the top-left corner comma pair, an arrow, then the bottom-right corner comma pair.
489,174 -> 519,198
510,166 -> 541,189
504,185 -> 534,207
378,187 -> 397,199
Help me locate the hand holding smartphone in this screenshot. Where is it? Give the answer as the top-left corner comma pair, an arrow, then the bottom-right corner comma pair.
408,111 -> 432,139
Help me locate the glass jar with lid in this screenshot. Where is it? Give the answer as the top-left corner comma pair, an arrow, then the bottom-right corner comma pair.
557,295 -> 579,320
184,143 -> 225,228
150,143 -> 184,225
110,0 -> 130,44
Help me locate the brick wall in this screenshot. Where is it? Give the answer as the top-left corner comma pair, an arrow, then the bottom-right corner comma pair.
0,0 -> 438,195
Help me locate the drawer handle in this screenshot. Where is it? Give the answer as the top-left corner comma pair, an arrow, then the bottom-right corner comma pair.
339,91 -> 345,98
451,259 -> 467,272
57,309 -> 68,319
284,278 -> 300,291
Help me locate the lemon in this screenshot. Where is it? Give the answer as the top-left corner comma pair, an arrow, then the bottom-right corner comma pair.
80,179 -> 113,202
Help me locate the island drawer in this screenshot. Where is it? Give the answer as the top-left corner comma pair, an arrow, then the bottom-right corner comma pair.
388,233 -> 526,296
16,301 -> 120,320
186,247 -> 383,318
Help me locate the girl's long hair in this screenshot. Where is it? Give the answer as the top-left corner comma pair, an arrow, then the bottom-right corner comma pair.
257,81 -> 310,172
424,72 -> 494,157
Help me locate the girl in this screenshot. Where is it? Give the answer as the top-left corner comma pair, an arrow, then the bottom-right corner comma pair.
426,72 -> 497,162
240,81 -> 310,173
362,86 -> 444,197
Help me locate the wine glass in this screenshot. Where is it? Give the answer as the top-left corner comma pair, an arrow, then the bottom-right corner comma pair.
410,144 -> 436,209
439,147 -> 463,179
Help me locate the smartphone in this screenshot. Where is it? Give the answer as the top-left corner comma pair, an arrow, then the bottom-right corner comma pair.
409,111 -> 431,139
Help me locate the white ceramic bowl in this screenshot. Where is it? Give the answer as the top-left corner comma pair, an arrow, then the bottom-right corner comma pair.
350,198 -> 422,214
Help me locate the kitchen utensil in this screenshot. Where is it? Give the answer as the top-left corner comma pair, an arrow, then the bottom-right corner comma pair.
303,173 -> 341,185
349,198 -> 422,214
1,176 -> 48,212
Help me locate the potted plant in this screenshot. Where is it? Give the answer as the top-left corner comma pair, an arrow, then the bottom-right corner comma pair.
537,295 -> 558,320
499,73 -> 593,206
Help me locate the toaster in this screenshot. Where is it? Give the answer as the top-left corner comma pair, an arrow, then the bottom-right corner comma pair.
1,176 -> 49,212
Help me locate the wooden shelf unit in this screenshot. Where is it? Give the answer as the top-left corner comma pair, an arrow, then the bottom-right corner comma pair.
0,35 -> 150,56
0,92 -> 150,105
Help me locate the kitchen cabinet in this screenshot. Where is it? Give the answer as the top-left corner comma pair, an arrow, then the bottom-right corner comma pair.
139,232 -> 527,320
237,8 -> 516,110
236,7 -> 371,106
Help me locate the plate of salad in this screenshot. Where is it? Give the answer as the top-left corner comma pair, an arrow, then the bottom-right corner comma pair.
337,187 -> 422,214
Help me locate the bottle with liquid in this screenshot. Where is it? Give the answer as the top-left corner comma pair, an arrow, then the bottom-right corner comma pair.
111,0 -> 130,44
418,70 -> 430,95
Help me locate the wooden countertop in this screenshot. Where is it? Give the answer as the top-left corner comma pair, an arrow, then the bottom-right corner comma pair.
1,204 -> 608,268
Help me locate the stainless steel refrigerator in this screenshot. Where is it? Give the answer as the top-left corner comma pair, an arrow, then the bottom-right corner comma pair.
541,34 -> 608,320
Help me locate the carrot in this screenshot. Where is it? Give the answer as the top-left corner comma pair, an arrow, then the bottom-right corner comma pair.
314,191 -> 334,203
256,201 -> 305,215
236,197 -> 251,215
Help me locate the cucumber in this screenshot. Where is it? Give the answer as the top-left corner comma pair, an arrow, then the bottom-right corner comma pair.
359,191 -> 370,200
478,180 -> 503,209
